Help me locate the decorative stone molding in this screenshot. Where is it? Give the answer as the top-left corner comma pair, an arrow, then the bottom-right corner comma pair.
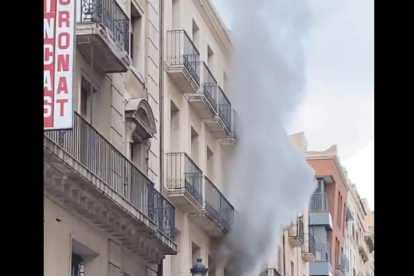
193,0 -> 233,57
125,98 -> 157,143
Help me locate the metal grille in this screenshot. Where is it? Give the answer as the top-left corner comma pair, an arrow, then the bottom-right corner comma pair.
44,112 -> 175,239
200,62 -> 219,113
77,0 -> 130,53
165,152 -> 203,204
166,30 -> 201,84
309,193 -> 330,212
204,176 -> 234,233
218,87 -> 232,130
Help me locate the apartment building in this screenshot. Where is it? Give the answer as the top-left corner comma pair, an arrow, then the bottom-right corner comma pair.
263,133 -> 318,276
161,1 -> 237,276
304,145 -> 351,276
345,180 -> 374,276
44,1 -> 177,276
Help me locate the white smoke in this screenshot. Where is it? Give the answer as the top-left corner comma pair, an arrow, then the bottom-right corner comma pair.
218,0 -> 318,275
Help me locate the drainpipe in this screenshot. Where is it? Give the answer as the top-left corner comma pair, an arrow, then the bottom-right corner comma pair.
159,0 -> 165,195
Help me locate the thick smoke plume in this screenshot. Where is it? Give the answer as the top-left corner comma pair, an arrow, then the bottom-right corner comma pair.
217,1 -> 317,275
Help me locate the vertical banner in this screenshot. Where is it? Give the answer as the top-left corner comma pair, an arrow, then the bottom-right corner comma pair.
44,0 -> 75,130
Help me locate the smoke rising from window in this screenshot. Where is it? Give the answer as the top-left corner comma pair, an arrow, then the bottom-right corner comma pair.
218,1 -> 317,275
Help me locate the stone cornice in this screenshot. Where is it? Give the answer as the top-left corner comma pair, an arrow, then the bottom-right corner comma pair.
193,0 -> 233,58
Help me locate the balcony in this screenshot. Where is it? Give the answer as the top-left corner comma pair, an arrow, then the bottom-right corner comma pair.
191,176 -> 234,236
165,153 -> 234,237
218,109 -> 239,146
76,0 -> 130,73
302,233 -> 316,262
186,62 -> 219,119
364,232 -> 374,253
288,216 -> 305,247
204,87 -> 233,139
262,268 -> 283,276
165,152 -> 204,212
358,242 -> 369,262
310,242 -> 332,276
335,253 -> 349,276
44,112 -> 176,262
309,193 -> 333,230
165,30 -> 201,93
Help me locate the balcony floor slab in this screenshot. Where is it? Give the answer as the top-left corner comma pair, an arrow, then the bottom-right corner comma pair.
189,210 -> 229,237
44,135 -> 177,258
76,23 -> 130,74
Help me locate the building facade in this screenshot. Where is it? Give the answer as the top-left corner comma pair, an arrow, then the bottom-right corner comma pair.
44,1 -> 177,276
304,146 -> 350,276
263,133 -> 318,276
345,179 -> 374,276
161,1 -> 237,276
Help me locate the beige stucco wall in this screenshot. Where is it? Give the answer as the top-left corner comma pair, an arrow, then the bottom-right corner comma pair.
45,1 -> 162,276
44,197 -> 157,276
347,186 -> 374,276
162,1 -> 232,276
72,0 -> 161,187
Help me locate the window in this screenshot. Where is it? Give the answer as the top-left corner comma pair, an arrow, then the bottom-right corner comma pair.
192,19 -> 200,48
223,71 -> 228,91
80,77 -> 99,166
172,0 -> 180,29
130,4 -> 143,72
71,253 -> 84,276
80,76 -> 98,121
207,45 -> 214,72
290,261 -> 294,276
207,147 -> 214,180
337,193 -> 342,227
191,127 -> 199,165
316,178 -> 323,193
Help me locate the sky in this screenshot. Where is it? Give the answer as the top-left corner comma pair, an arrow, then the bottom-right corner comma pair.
212,0 -> 374,208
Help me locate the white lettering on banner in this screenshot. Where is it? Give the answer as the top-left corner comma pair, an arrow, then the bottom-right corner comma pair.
44,0 -> 75,129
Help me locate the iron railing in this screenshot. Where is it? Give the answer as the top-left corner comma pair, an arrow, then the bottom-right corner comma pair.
262,268 -> 283,276
200,62 -> 219,113
165,152 -> 203,204
204,177 -> 234,233
77,0 -> 130,53
315,241 -> 331,262
44,112 -> 175,239
218,87 -> 232,131
166,30 -> 201,85
303,233 -> 316,256
309,193 -> 330,212
289,216 -> 304,243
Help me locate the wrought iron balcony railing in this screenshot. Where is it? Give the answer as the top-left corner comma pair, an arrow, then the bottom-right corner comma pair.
303,232 -> 316,258
77,0 -> 130,53
308,232 -> 316,256
165,153 -> 234,233
200,62 -> 219,113
44,112 -> 174,239
289,216 -> 305,242
166,30 -> 201,85
165,152 -> 203,204
204,176 -> 234,233
218,87 -> 232,131
315,241 -> 331,262
309,192 -> 330,212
